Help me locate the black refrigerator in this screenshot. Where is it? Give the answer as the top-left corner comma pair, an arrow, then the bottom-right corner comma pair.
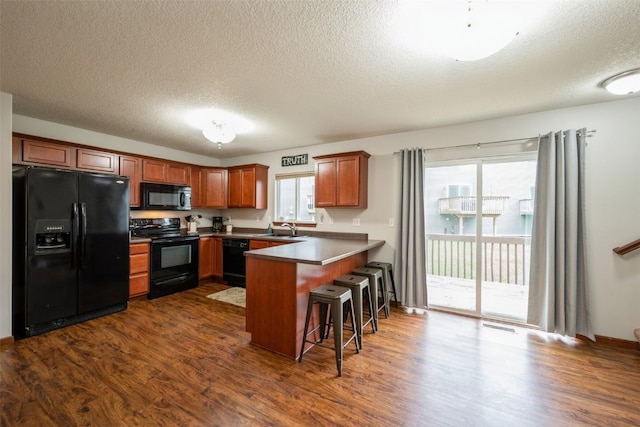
12,166 -> 130,339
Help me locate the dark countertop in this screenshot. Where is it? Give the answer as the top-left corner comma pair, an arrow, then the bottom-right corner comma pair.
130,228 -> 383,265
244,237 -> 384,265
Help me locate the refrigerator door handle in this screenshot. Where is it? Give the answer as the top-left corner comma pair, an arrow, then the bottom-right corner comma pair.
79,203 -> 87,267
72,202 -> 79,268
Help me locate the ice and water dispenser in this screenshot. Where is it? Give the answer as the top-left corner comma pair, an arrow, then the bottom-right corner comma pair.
34,220 -> 72,253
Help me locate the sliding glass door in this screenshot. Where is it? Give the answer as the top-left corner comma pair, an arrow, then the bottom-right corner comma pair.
425,156 -> 536,322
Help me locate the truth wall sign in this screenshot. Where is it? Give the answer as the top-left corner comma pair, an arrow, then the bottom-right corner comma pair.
281,154 -> 308,167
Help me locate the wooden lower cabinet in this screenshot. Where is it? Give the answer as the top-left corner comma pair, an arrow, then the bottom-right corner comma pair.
250,239 -> 292,250
200,237 -> 223,280
213,237 -> 223,278
199,237 -> 214,279
129,242 -> 150,297
249,240 -> 270,250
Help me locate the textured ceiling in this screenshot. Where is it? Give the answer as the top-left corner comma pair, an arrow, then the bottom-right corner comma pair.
1,0 -> 639,159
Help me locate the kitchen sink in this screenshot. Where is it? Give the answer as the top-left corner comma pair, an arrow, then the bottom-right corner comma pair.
252,233 -> 307,239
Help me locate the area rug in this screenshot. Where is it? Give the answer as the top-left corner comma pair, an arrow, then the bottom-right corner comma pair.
207,287 -> 246,308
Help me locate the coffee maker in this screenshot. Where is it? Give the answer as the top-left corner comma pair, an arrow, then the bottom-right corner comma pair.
212,216 -> 224,233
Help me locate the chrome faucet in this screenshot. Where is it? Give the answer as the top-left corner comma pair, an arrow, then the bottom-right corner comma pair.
281,222 -> 297,236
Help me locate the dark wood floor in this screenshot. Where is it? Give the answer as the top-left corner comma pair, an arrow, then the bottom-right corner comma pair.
2,281 -> 639,427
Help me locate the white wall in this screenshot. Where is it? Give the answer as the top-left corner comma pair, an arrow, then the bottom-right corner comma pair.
2,97 -> 639,341
1,92 -> 13,340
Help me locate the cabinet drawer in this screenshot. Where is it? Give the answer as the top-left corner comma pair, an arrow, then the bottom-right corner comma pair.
130,252 -> 149,275
130,273 -> 149,296
130,243 -> 149,255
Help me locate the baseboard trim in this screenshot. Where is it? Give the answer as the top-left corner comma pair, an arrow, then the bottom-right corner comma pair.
593,334 -> 639,350
0,335 -> 15,350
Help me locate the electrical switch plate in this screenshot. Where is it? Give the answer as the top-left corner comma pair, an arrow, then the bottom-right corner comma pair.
329,217 -> 334,225
353,218 -> 360,226
388,218 -> 394,227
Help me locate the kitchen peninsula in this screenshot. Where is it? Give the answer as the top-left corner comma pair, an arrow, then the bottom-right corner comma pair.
245,236 -> 384,360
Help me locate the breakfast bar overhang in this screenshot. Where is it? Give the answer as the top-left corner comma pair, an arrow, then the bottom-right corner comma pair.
244,237 -> 384,359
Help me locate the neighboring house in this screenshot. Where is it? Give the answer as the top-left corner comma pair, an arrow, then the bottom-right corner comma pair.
425,162 -> 537,237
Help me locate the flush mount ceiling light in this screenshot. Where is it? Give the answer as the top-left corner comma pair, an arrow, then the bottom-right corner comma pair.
393,0 -> 537,62
202,122 -> 236,149
601,68 -> 640,95
185,108 -> 254,150
438,1 -> 521,61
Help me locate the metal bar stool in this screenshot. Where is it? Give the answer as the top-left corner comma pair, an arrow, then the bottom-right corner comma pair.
333,274 -> 376,348
352,266 -> 387,326
366,261 -> 398,306
299,284 -> 360,377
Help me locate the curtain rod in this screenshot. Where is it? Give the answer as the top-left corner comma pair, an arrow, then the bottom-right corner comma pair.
394,129 -> 597,154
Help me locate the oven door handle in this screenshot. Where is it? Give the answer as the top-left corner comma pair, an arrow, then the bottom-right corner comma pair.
153,237 -> 199,244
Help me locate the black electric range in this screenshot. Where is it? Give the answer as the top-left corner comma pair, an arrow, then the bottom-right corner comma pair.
130,218 -> 199,299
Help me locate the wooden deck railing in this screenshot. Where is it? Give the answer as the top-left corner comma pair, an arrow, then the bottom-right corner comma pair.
438,196 -> 510,216
613,238 -> 640,255
427,233 -> 531,285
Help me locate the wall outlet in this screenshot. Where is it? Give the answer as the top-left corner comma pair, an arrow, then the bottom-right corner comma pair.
388,218 -> 394,227
329,217 -> 334,225
353,218 -> 360,226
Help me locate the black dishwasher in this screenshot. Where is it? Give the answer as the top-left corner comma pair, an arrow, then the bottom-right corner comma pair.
222,239 -> 249,287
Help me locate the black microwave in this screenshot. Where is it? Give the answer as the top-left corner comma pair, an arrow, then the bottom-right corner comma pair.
140,183 -> 191,211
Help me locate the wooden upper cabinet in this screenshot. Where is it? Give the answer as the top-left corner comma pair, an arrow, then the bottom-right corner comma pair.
227,164 -> 269,209
141,159 -> 189,185
203,168 -> 227,209
119,155 -> 141,207
76,148 -> 117,173
19,138 -> 74,168
142,159 -> 167,182
313,151 -> 370,208
167,163 -> 189,185
15,135 -> 119,174
315,158 -> 338,207
227,168 -> 242,207
189,166 -> 202,208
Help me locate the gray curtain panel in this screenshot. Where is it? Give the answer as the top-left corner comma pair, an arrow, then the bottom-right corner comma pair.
527,129 -> 594,340
394,148 -> 428,309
